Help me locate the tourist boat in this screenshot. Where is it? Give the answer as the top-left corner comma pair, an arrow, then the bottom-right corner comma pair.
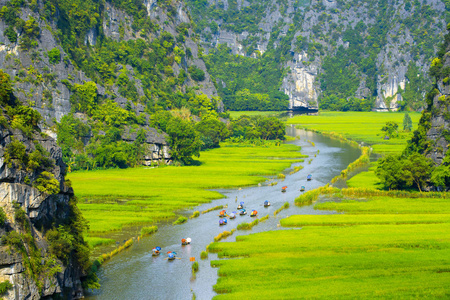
181,238 -> 191,245
307,174 -> 312,181
167,251 -> 177,260
300,186 -> 305,191
219,218 -> 228,225
237,201 -> 244,209
239,209 -> 247,215
250,210 -> 257,217
264,200 -> 270,207
152,246 -> 161,256
281,186 -> 287,192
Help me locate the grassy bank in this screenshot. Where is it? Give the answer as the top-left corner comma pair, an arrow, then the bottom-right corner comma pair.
68,142 -> 305,245
286,111 -> 421,154
209,192 -> 450,299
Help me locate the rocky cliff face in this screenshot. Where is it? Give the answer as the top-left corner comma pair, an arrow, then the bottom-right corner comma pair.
0,127 -> 85,299
192,0 -> 447,111
0,0 -> 219,164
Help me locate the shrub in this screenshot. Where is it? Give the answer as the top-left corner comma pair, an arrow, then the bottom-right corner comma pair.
140,226 -> 158,237
33,171 -> 60,195
47,48 -> 60,64
192,261 -> 199,273
0,280 -> 13,295
188,66 -> 205,81
200,251 -> 208,259
0,207 -> 7,227
190,211 -> 200,219
173,216 -> 188,225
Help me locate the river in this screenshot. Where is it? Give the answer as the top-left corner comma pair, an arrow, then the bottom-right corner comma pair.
85,126 -> 361,300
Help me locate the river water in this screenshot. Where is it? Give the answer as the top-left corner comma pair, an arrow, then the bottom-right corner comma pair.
85,126 -> 361,300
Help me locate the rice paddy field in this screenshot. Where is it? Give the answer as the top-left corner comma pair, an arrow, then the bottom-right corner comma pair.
286,111 -> 422,154
68,142 -> 305,244
209,195 -> 450,299
227,111 -> 286,119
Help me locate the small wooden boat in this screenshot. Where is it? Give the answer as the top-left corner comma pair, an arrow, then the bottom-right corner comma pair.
281,186 -> 287,193
181,238 -> 191,245
219,210 -> 227,217
239,209 -> 247,215
219,218 -> 227,225
250,210 -> 257,217
264,201 -> 270,207
237,201 -> 244,209
152,246 -> 161,256
300,186 -> 305,191
307,174 -> 312,181
167,251 -> 177,260
229,212 -> 236,219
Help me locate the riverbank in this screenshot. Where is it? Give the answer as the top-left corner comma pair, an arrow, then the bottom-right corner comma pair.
68,141 -> 306,250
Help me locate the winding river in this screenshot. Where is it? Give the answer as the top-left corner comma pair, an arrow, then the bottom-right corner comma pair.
85,125 -> 361,300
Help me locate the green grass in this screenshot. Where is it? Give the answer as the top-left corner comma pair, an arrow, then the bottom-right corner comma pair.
227,111 -> 285,119
346,163 -> 381,189
286,111 -> 421,154
209,193 -> 450,299
68,142 -> 304,236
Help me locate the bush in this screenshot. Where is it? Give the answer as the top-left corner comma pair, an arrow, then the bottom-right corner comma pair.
188,66 -> 205,81
140,226 -> 158,237
0,207 -> 6,227
47,48 -> 61,64
200,251 -> 208,259
34,171 -> 60,195
173,216 -> 188,225
0,280 -> 13,295
192,261 -> 199,272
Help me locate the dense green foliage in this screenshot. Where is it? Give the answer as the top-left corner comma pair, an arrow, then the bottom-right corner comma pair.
204,44 -> 289,111
376,153 -> 433,191
188,0 -> 444,111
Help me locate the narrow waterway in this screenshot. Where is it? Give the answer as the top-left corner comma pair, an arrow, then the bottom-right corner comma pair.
85,126 -> 361,300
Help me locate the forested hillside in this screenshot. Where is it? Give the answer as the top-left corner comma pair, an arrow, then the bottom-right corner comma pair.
188,0 -> 449,111
0,0 -> 229,170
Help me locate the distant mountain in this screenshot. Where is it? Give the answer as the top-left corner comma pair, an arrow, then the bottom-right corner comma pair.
187,0 -> 448,111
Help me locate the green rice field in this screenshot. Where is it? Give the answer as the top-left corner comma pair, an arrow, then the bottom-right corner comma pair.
68,142 -> 305,242
286,111 -> 421,154
227,111 -> 285,119
209,195 -> 450,299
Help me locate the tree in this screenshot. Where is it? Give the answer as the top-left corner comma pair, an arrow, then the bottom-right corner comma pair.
402,153 -> 433,192
403,112 -> 412,131
376,153 -> 433,191
195,117 -> 229,149
381,121 -> 399,138
0,70 -> 13,106
166,117 -> 202,164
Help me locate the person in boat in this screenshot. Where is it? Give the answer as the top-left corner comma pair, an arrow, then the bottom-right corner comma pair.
219,218 -> 228,225
181,238 -> 191,245
264,200 -> 270,207
307,174 -> 312,181
167,251 -> 177,260
300,186 -> 305,191
239,208 -> 247,215
219,210 -> 227,217
250,210 -> 257,217
237,201 -> 244,209
152,247 -> 161,256
229,212 -> 236,219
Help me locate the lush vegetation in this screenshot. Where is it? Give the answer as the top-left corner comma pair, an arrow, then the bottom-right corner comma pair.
68,142 -> 305,245
286,111 -> 421,154
204,44 -> 289,111
209,192 -> 450,299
